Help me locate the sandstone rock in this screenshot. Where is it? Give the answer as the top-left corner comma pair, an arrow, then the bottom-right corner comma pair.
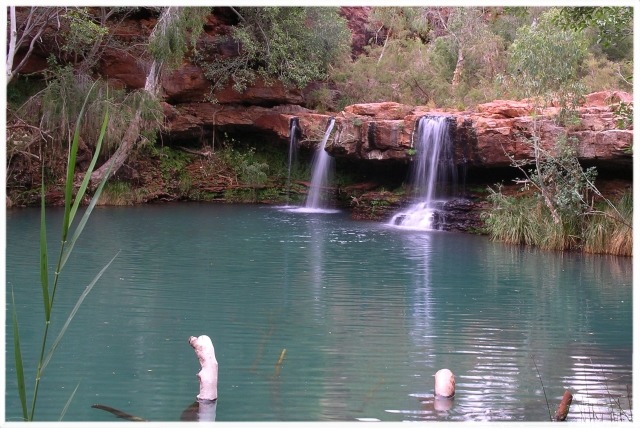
476,99 -> 533,118
214,77 -> 304,106
162,63 -> 212,103
344,102 -> 415,120
321,94 -> 632,170
584,90 -> 633,107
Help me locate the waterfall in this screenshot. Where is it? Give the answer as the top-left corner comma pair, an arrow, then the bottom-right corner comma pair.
285,118 -> 299,206
303,117 -> 336,210
389,116 -> 456,230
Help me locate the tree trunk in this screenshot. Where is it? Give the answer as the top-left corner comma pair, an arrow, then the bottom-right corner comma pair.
6,7 -> 57,84
89,110 -> 142,188
89,7 -> 175,188
451,47 -> 464,88
7,7 -> 18,83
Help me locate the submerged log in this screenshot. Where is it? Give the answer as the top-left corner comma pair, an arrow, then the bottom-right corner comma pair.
554,389 -> 573,421
92,334 -> 219,422
90,404 -> 146,421
189,334 -> 219,401
187,334 -> 218,422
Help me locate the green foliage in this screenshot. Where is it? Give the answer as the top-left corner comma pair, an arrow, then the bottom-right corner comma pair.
528,134 -> 597,218
19,62 -> 163,158
579,53 -> 633,93
148,7 -> 209,69
613,101 -> 633,131
332,37 -> 438,105
6,76 -> 46,108
368,7 -> 431,41
485,140 -> 634,253
62,8 -> 108,60
553,6 -> 633,61
307,87 -> 337,112
484,188 -> 573,252
98,180 -> 148,205
197,7 -> 351,92
239,156 -> 269,188
507,9 -> 589,102
220,144 -> 269,193
332,7 -> 512,107
483,188 -> 541,246
155,146 -> 192,179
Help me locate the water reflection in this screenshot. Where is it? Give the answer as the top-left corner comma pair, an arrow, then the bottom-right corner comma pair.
5,205 -> 632,422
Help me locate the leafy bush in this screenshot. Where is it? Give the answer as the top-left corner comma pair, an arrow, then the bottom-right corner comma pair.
197,7 -> 351,92
507,8 -> 589,103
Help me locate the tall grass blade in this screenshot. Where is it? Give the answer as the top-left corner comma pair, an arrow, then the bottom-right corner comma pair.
59,382 -> 81,421
39,176 -> 50,320
69,103 -> 109,225
41,251 -> 120,374
11,287 -> 28,421
61,108 -> 110,271
62,81 -> 98,241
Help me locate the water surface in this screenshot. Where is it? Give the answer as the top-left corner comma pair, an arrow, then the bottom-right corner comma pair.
5,203 -> 632,422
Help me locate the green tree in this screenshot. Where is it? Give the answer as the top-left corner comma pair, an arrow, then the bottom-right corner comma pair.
90,7 -> 208,187
553,6 -> 633,60
505,9 -> 590,224
508,9 -> 589,104
197,7 -> 351,92
485,7 -> 631,252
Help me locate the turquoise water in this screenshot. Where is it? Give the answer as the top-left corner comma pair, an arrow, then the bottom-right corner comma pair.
5,203 -> 633,422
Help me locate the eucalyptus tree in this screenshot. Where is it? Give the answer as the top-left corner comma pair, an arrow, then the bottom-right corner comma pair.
504,8 -> 592,226
6,6 -> 58,84
487,6 -> 631,252
89,6 -> 209,187
553,6 -> 633,60
197,7 -> 351,93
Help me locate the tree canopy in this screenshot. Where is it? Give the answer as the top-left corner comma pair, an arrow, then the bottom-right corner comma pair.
197,7 -> 351,92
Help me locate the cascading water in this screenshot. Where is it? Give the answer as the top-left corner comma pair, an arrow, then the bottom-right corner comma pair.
285,117 -> 299,206
289,117 -> 337,213
389,115 -> 457,230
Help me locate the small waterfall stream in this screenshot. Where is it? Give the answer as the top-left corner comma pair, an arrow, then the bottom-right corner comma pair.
285,118 -> 299,206
304,117 -> 336,210
286,117 -> 338,213
389,115 -> 456,230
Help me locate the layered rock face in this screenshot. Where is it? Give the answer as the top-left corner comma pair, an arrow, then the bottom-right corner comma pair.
162,88 -> 632,172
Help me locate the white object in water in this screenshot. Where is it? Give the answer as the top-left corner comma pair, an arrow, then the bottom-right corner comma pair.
434,368 -> 455,398
189,335 -> 219,401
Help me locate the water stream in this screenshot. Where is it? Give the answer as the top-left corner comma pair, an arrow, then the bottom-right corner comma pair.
290,117 -> 338,213
285,117 -> 299,207
389,116 -> 457,230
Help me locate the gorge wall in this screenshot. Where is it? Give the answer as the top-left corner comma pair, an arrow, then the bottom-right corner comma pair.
11,7 -> 633,228
15,7 -> 632,176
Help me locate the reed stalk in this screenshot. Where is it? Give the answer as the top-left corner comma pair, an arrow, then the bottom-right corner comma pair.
11,85 -> 117,421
